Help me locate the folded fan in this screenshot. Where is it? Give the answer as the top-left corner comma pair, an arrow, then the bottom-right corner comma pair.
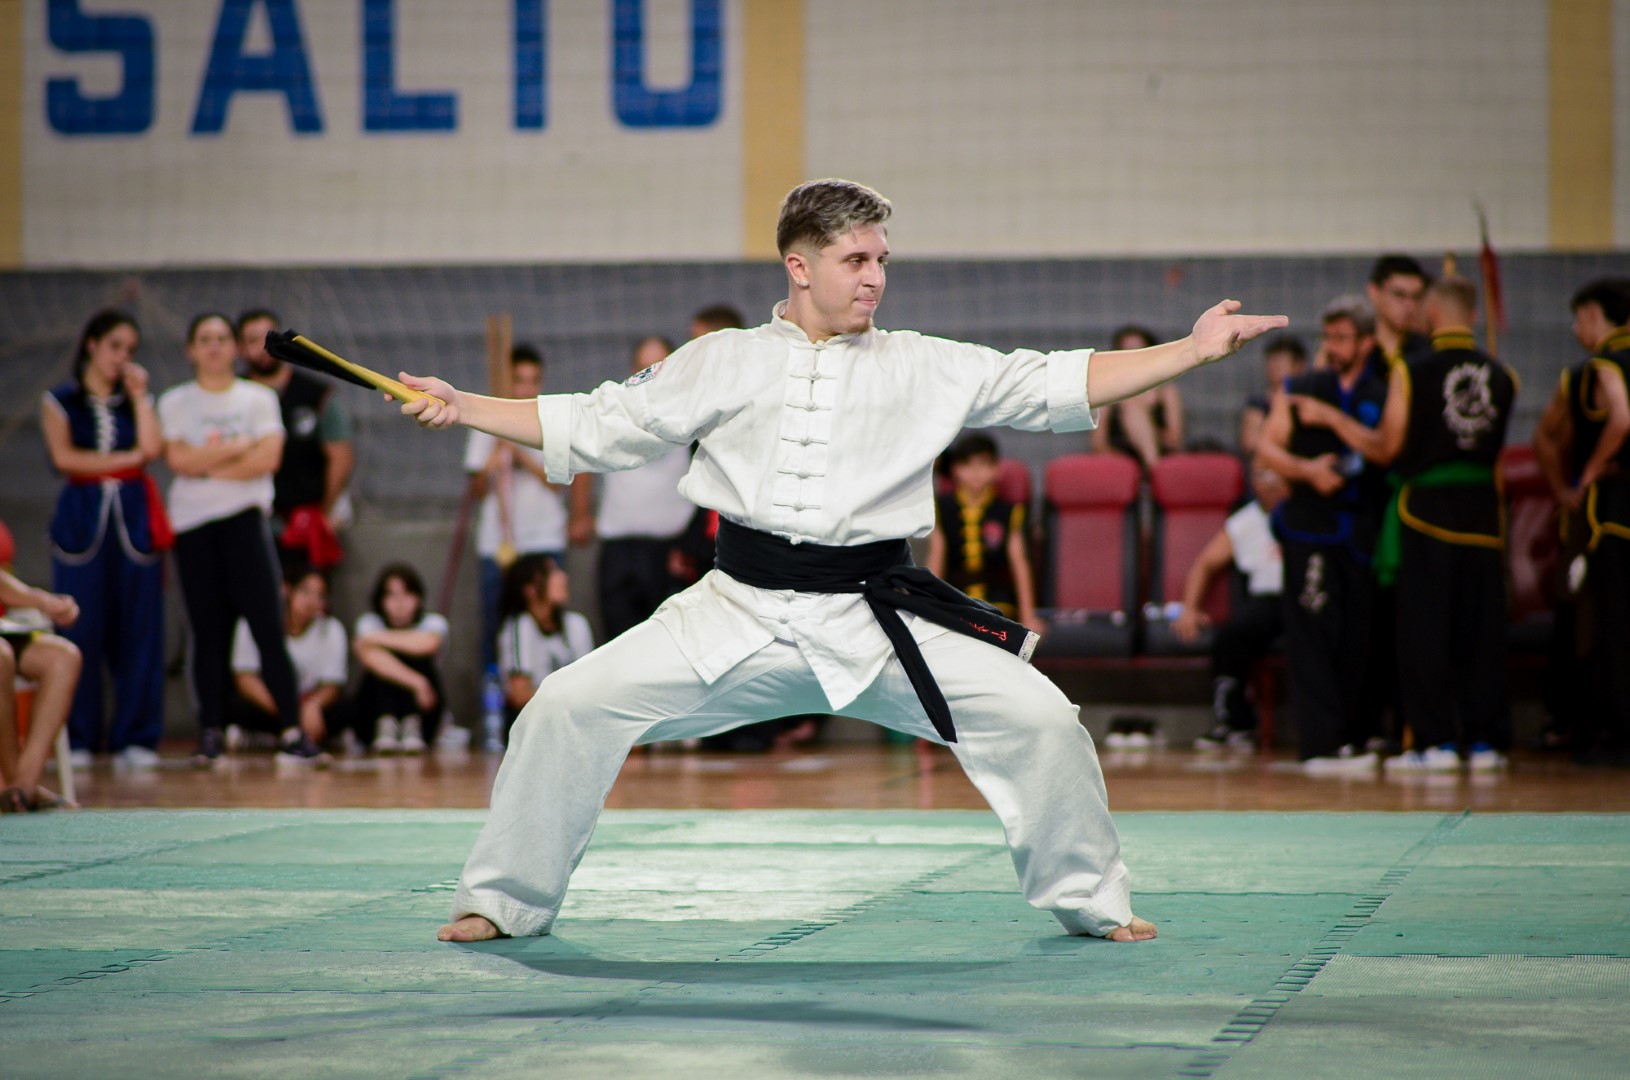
263,330 -> 444,406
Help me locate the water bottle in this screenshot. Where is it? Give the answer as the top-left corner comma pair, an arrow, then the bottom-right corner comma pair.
480,665 -> 505,753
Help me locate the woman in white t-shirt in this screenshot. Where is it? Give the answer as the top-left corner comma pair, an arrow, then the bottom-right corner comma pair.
495,554 -> 594,741
229,562 -> 347,756
158,313 -> 315,764
353,563 -> 449,754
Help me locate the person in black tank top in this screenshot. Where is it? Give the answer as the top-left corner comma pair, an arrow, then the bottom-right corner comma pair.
1563,278 -> 1630,763
1256,295 -> 1388,772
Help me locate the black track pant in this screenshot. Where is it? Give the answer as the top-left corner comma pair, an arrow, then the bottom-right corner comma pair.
598,537 -> 681,641
1582,535 -> 1630,754
175,509 -> 298,735
1210,594 -> 1282,730
1281,541 -> 1372,760
1394,528 -> 1510,751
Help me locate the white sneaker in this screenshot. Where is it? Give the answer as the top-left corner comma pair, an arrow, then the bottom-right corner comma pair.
113,745 -> 161,769
373,716 -> 401,754
340,729 -> 364,757
399,715 -> 426,755
1384,746 -> 1461,774
68,749 -> 94,769
1303,747 -> 1379,776
436,723 -> 470,750
1467,745 -> 1508,772
224,724 -> 247,753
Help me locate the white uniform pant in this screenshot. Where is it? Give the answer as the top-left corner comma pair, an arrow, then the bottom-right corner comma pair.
451,620 -> 1135,937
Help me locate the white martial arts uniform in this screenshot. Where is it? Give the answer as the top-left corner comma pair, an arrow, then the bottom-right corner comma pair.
452,302 -> 1136,937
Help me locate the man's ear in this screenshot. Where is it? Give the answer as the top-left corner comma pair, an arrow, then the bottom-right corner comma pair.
785,250 -> 810,288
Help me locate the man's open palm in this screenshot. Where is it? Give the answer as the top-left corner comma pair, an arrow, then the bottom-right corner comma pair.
1192,300 -> 1289,365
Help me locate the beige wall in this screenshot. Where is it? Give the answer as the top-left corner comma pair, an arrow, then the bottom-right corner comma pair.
13,0 -> 1621,267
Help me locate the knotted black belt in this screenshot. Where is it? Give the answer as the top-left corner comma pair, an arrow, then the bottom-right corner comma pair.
713,518 -> 1040,743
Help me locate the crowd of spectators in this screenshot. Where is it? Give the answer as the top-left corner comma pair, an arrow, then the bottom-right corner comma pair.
7,266 -> 1628,798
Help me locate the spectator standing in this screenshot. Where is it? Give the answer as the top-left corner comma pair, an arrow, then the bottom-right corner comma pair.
463,347 -> 564,668
1256,296 -> 1390,773
1297,279 -> 1518,772
1238,334 -> 1308,459
159,313 -> 320,765
353,563 -> 449,755
237,309 -> 354,568
1365,255 -> 1434,368
229,562 -> 346,760
40,310 -> 168,767
582,336 -> 696,639
495,555 -> 594,739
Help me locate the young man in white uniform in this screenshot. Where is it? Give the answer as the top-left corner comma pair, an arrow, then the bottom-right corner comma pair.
400,180 -> 1287,945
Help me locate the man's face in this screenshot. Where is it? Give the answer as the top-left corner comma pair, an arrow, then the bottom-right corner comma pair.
238,317 -> 279,375
1264,348 -> 1303,389
1572,301 -> 1613,352
796,223 -> 887,338
632,338 -> 668,373
1321,317 -> 1370,375
510,360 -> 542,398
1367,274 -> 1425,335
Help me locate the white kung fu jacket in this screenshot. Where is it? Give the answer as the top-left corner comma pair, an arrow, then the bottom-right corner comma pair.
535,302 -> 1098,713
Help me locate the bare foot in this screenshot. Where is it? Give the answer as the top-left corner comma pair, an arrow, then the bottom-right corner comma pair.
1105,916 -> 1158,942
437,914 -> 504,942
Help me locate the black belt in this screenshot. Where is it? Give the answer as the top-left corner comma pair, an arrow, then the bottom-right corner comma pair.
713,518 -> 1039,743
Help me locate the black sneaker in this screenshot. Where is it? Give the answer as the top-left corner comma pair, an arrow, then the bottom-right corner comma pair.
194,727 -> 225,768
276,733 -> 332,767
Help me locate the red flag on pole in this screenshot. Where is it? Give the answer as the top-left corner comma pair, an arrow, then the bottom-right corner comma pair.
1475,203 -> 1505,355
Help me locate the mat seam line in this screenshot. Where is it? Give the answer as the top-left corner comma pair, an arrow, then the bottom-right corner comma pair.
1172,810 -> 1470,1079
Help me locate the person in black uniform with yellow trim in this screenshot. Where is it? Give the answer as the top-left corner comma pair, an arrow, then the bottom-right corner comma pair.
1295,277 -> 1517,774
1257,296 -> 1390,773
1565,280 -> 1630,764
1532,278 -> 1630,755
925,433 -> 1041,634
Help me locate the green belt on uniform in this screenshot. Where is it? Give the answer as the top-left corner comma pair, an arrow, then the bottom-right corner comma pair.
1373,461 -> 1496,586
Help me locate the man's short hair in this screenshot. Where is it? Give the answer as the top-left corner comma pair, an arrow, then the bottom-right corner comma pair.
1571,277 -> 1630,326
1368,254 -> 1427,288
690,304 -> 745,333
1262,333 -> 1308,364
776,179 -> 892,255
1427,276 -> 1477,318
1110,324 -> 1159,349
235,308 -> 279,339
1321,294 -> 1377,338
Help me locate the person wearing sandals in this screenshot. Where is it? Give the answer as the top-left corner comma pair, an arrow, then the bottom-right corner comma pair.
0,568 -> 83,812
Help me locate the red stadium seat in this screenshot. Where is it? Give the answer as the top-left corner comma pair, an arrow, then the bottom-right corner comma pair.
1144,453 -> 1245,656
996,458 -> 1032,506
1034,453 -> 1140,658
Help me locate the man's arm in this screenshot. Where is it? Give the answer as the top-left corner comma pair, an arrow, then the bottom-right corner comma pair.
1171,528 -> 1234,643
233,671 -> 277,716
1291,364 -> 1408,467
204,433 -> 284,481
1005,523 -> 1042,633
1087,300 -> 1288,407
1577,362 -> 1630,493
1253,391 -> 1343,495
396,375 -> 544,446
1533,376 -> 1577,506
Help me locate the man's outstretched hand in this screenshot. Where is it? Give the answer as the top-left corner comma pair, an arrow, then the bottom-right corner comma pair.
1191,300 -> 1290,365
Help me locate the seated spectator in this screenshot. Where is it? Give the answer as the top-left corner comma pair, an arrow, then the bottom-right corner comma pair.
1239,334 -> 1308,459
926,433 -> 1042,634
1171,466 -> 1289,751
1092,325 -> 1185,471
0,567 -> 83,811
229,561 -> 346,761
495,555 -> 594,740
353,563 -> 448,755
